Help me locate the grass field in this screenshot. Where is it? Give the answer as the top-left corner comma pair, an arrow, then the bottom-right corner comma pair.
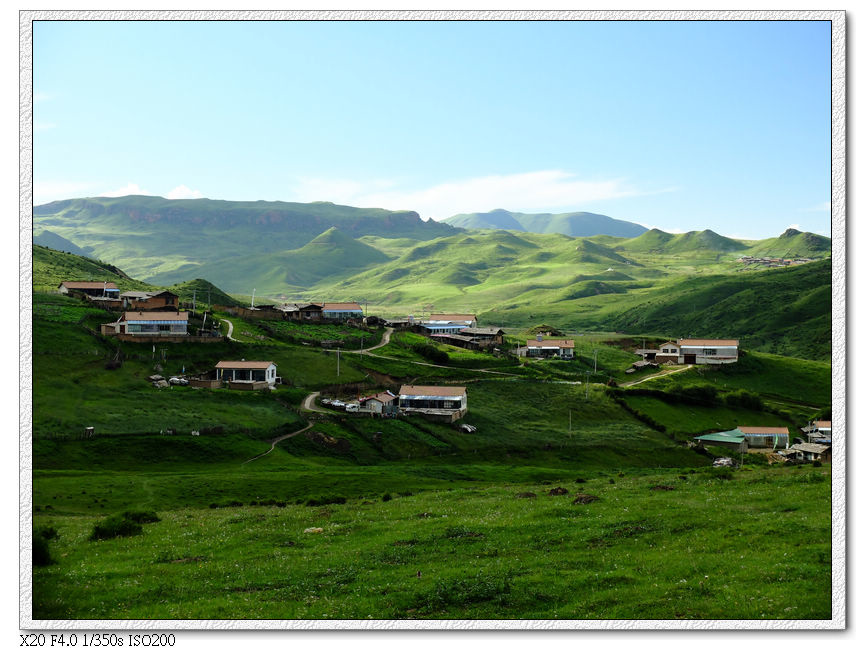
33,465 -> 831,620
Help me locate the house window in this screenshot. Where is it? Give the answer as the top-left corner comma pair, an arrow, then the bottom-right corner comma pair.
159,324 -> 171,332
702,348 -> 717,355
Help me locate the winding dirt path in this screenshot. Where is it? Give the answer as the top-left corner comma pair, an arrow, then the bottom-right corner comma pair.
620,364 -> 693,387
222,317 -> 239,342
242,422 -> 313,465
301,391 -> 331,413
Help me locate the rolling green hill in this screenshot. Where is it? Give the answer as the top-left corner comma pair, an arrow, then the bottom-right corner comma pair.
34,195 -> 457,282
444,208 -> 648,238
32,244 -> 152,293
744,228 -> 831,258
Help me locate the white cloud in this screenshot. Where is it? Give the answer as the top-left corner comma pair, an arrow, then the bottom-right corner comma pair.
101,183 -> 153,197
34,92 -> 53,103
166,185 -> 205,200
288,170 -> 657,221
34,122 -> 57,132
800,202 -> 830,212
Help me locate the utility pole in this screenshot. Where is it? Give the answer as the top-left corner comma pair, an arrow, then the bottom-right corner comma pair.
251,288 -> 256,309
192,290 -> 197,314
593,349 -> 598,374
337,348 -> 340,377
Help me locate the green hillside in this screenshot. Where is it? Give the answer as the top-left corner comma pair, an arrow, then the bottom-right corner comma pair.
744,228 -> 832,258
168,278 -> 242,308
444,208 -> 648,238
619,229 -> 747,254
32,244 -> 152,293
33,229 -> 91,256
147,227 -> 391,292
34,195 -> 457,282
604,260 -> 832,360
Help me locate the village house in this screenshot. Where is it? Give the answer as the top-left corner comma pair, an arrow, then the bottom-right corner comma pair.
322,302 -> 364,321
459,327 -> 505,346
398,385 -> 468,421
121,290 -> 179,311
102,311 -> 189,337
58,280 -> 120,298
523,337 -> 575,359
777,442 -> 831,463
359,391 -> 399,415
636,338 -> 739,365
422,313 -> 478,335
801,420 -> 832,444
736,426 -> 790,449
215,360 -> 279,390
693,430 -> 748,453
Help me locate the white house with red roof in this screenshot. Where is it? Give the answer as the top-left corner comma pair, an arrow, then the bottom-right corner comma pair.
215,360 -> 278,386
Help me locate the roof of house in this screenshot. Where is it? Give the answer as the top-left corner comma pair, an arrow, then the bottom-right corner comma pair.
215,360 -> 276,369
460,327 -> 504,336
429,313 -> 477,321
678,338 -> 739,346
121,290 -> 177,299
322,302 -> 363,311
399,385 -> 466,397
695,432 -> 746,443
789,442 -> 830,454
122,311 -> 188,321
430,333 -> 476,343
737,426 -> 790,435
660,341 -> 679,347
526,339 -> 575,348
361,391 -> 397,404
60,281 -> 119,290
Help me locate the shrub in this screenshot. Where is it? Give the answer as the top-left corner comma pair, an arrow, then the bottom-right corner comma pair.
382,493 -> 393,502
306,496 -> 347,507
90,513 -> 143,541
574,478 -> 587,484
121,510 -> 160,524
724,389 -> 764,411
33,533 -> 53,567
608,478 -> 615,484
713,467 -> 734,481
411,343 -> 449,364
35,525 -> 58,540
812,460 -> 823,468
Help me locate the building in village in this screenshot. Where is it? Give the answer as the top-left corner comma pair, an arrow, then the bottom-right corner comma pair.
398,385 -> 468,421
421,313 -> 478,335
636,338 -> 739,365
58,280 -> 120,298
322,302 -> 364,320
214,360 -> 278,389
523,338 -> 575,359
735,426 -> 790,449
693,430 -> 748,453
801,420 -> 832,444
359,391 -> 399,415
102,311 -> 189,337
459,327 -> 505,346
777,442 -> 831,463
121,290 -> 179,311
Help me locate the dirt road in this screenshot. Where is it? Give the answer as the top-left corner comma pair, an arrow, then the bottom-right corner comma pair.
242,422 -> 313,464
620,364 -> 693,387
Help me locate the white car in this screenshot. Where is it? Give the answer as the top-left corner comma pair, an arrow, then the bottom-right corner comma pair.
168,376 -> 189,386
345,403 -> 360,413
330,400 -> 346,409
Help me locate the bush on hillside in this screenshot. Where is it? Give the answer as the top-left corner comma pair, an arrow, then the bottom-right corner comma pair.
33,533 -> 53,567
411,343 -> 449,364
121,510 -> 161,524
724,389 -> 764,411
89,513 -> 143,541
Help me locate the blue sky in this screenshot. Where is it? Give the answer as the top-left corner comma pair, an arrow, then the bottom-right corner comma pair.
33,19 -> 831,238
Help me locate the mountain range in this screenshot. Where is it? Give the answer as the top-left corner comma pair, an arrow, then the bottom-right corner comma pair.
443,208 -> 648,237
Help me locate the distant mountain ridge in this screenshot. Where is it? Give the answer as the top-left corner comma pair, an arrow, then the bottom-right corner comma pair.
443,208 -> 648,238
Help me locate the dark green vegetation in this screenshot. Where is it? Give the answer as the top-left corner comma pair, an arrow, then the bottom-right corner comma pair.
33,466 -> 831,619
443,208 -> 648,237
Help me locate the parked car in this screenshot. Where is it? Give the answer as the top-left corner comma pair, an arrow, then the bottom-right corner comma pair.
330,400 -> 346,409
168,376 -> 188,386
345,403 -> 360,413
459,424 -> 477,433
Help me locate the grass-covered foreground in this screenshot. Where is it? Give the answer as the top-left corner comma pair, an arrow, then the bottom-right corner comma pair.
33,465 -> 831,620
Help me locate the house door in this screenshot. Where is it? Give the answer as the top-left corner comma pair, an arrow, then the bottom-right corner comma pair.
684,354 -> 696,364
